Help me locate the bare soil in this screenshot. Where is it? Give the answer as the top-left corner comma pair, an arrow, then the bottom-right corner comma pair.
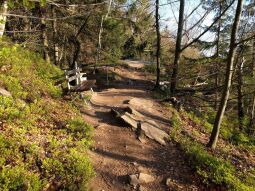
85,61 -> 204,191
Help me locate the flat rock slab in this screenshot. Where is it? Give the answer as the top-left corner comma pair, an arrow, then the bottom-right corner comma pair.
128,98 -> 154,109
140,121 -> 168,145
0,88 -> 12,97
112,107 -> 169,145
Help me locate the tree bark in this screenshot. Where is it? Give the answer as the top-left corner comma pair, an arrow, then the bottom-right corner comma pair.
41,17 -> 50,63
248,39 -> 255,134
208,0 -> 243,149
94,0 -> 113,73
71,38 -> 80,68
0,0 -> 8,38
155,0 -> 161,88
71,15 -> 90,68
51,5 -> 59,65
214,1 -> 222,110
249,95 -> 255,134
95,16 -> 104,73
37,4 -> 50,63
237,57 -> 245,129
170,0 -> 185,95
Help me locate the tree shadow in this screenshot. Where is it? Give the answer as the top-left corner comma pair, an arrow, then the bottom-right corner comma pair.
92,140 -> 204,190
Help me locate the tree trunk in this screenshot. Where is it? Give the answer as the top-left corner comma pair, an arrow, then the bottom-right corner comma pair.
155,0 -> 161,88
71,38 -> 80,68
0,0 -> 8,38
214,1 -> 222,109
170,0 -> 185,95
208,0 -> 243,149
248,39 -> 255,134
249,95 -> 255,134
237,57 -> 245,129
95,16 -> 104,73
24,8 -> 31,32
94,0 -> 113,73
51,5 -> 59,65
41,17 -> 50,63
71,15 -> 90,68
37,4 -> 50,63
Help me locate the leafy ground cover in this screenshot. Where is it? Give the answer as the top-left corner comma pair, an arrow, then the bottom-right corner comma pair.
0,42 -> 94,190
168,107 -> 255,191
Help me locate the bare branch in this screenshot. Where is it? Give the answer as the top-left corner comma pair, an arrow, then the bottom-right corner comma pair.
181,0 -> 235,52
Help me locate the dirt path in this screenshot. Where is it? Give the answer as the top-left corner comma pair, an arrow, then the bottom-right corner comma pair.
84,62 -> 203,191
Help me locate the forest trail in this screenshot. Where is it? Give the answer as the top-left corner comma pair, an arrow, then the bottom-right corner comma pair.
84,61 -> 202,191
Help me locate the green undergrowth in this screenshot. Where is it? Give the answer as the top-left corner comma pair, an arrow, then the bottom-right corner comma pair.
170,110 -> 255,191
0,42 -> 94,190
186,109 -> 255,152
143,63 -> 157,74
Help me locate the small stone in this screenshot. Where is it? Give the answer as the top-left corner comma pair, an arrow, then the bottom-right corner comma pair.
131,162 -> 138,166
0,88 -> 12,97
129,173 -> 154,185
0,65 -> 11,72
138,173 -> 154,183
138,136 -> 146,143
138,166 -> 147,173
95,124 -> 106,129
129,174 -> 139,186
138,185 -> 146,191
166,178 -> 172,187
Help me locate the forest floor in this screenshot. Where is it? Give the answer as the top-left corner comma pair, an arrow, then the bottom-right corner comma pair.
84,60 -> 204,191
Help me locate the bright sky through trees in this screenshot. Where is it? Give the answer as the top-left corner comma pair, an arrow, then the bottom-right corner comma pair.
160,0 -> 214,39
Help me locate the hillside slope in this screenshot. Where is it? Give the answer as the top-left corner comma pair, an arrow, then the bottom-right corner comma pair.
0,42 -> 94,190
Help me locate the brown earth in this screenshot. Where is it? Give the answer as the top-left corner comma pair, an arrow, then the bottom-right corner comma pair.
84,61 -> 205,191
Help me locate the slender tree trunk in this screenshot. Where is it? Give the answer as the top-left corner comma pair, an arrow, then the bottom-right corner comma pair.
38,4 -> 50,62
71,39 -> 80,68
208,0 -> 243,149
95,16 -> 104,73
237,57 -> 245,129
170,0 -> 185,95
155,0 -> 161,88
248,39 -> 255,134
24,8 -> 30,32
41,17 -> 50,63
59,35 -> 66,68
252,39 -> 255,77
94,0 -> 113,73
51,5 -> 59,65
71,15 -> 90,68
0,0 -> 8,38
249,96 -> 255,134
214,1 -> 222,109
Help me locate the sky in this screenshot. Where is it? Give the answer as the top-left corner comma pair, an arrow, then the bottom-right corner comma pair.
160,0 -> 214,40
